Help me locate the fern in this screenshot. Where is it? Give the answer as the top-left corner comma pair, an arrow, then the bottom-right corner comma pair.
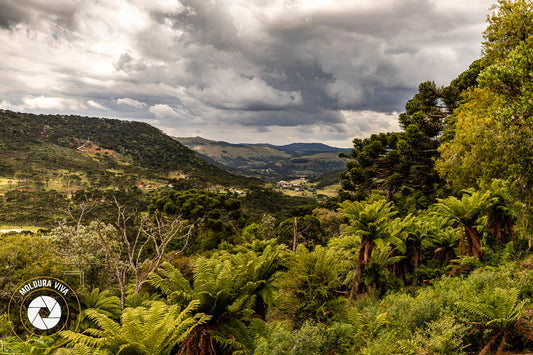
457,287 -> 529,354
60,300 -> 209,355
150,240 -> 288,354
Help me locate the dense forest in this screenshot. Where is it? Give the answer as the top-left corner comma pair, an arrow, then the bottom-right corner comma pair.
2,1 -> 533,354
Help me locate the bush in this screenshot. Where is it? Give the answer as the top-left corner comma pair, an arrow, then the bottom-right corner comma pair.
414,315 -> 468,355
254,321 -> 357,355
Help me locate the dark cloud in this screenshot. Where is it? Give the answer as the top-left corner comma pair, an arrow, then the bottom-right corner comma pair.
0,0 -> 80,30
0,0 -> 492,145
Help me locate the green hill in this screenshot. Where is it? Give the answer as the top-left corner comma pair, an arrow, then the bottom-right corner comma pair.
0,110 -> 260,188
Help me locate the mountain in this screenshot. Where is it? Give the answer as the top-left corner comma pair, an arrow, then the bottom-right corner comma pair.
176,136 -> 351,180
0,110 -> 261,190
276,142 -> 347,153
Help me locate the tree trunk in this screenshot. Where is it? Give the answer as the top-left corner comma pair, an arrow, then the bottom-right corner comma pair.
292,217 -> 298,252
349,243 -> 366,301
466,225 -> 483,259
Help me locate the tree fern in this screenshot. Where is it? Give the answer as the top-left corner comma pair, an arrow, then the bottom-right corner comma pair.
338,199 -> 400,299
77,288 -> 122,331
54,343 -> 111,355
435,190 -> 493,258
60,300 -> 209,355
150,240 -> 288,354
457,287 -> 529,355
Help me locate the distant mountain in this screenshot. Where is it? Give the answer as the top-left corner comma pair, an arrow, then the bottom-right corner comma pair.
275,142 -> 348,153
176,136 -> 351,180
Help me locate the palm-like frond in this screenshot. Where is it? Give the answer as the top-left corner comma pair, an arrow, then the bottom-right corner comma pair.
76,288 -> 122,331
435,190 -> 493,226
458,288 -> 528,330
54,343 -> 111,355
60,300 -> 209,355
150,241 -> 288,354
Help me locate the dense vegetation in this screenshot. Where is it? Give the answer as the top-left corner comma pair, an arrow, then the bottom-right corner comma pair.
0,110 -> 264,227
2,1 -> 533,354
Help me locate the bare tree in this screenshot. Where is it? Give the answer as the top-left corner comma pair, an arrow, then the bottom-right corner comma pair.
94,198 -> 194,309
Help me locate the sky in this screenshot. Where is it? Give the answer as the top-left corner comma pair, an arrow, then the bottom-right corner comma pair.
0,0 -> 494,147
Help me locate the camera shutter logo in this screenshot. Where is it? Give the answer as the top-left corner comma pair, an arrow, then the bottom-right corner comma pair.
8,276 -> 80,350
27,295 -> 62,330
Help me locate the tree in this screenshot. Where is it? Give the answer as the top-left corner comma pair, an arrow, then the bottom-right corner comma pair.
434,191 -> 493,259
274,245 -> 347,327
149,242 -> 288,354
482,0 -> 533,63
423,215 -> 460,268
149,189 -> 246,252
339,81 -> 453,212
437,42 -> 533,234
339,132 -> 401,201
387,214 -> 427,283
338,199 -> 401,300
484,180 -> 516,246
438,0 -> 533,231
275,215 -> 324,251
76,288 -> 122,331
95,199 -> 194,309
48,221 -> 115,288
361,244 -> 404,294
457,288 -> 529,355
0,233 -> 65,313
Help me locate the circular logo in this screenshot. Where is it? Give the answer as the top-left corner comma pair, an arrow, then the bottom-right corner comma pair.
27,295 -> 62,330
8,276 -> 80,349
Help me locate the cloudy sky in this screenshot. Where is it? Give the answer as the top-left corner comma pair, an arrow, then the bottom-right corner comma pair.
0,0 -> 493,147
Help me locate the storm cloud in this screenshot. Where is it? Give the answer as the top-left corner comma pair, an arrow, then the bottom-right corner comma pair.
0,0 -> 492,146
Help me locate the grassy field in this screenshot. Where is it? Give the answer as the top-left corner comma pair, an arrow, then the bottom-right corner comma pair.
277,182 -> 339,199
0,225 -> 40,232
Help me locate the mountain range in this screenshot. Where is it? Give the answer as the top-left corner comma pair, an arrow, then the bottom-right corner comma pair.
176,136 -> 351,180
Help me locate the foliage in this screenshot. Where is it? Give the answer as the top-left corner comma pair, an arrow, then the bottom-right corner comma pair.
435,190 -> 493,259
338,198 -> 402,299
150,189 -> 246,252
458,287 -> 529,355
273,245 -> 348,327
438,16 -> 533,235
48,222 -> 118,288
482,0 -> 533,63
413,315 -> 468,355
76,288 -> 122,331
0,110 -> 258,187
0,233 -> 66,313
60,300 -> 209,355
254,321 -> 358,355
149,241 -> 288,354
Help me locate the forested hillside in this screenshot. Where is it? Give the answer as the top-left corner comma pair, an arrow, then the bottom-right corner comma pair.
0,110 -> 263,226
0,110 -> 261,182
2,1 -> 533,355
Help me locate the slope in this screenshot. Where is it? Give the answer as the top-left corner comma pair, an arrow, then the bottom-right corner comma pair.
0,110 -> 260,189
